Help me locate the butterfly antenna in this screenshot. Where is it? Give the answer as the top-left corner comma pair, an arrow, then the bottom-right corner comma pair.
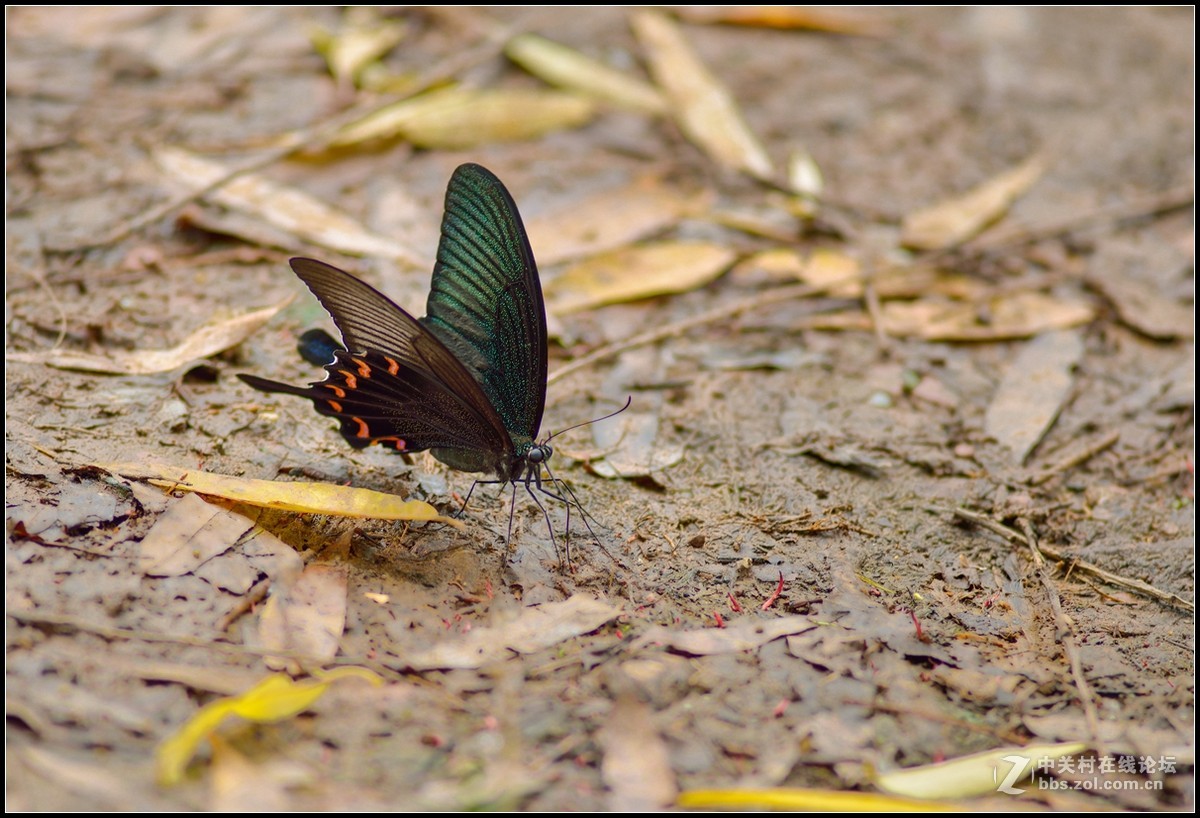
544,396 -> 633,444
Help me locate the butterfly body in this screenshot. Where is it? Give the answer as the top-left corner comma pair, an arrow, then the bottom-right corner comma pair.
239,163 -> 551,490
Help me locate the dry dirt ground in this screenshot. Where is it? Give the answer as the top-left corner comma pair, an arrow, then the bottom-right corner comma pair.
5,6 -> 1193,811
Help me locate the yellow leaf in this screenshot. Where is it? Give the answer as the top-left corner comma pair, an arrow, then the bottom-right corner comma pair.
546,241 -> 736,314
902,154 -> 1047,250
880,291 -> 1093,341
310,11 -> 406,88
506,33 -> 666,115
876,742 -> 1088,799
326,86 -> 596,150
631,10 -> 774,180
96,462 -> 463,526
157,669 -> 382,786
679,788 -> 957,811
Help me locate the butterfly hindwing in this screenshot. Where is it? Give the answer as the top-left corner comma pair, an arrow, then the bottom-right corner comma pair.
421,163 -> 547,449
240,348 -> 510,473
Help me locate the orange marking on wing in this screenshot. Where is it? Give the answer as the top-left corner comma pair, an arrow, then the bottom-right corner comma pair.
353,358 -> 371,378
384,356 -> 400,375
327,400 -> 344,413
338,370 -> 358,390
322,383 -> 347,399
351,417 -> 370,438
377,436 -> 408,451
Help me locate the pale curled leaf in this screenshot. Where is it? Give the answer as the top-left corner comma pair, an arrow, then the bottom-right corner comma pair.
546,241 -> 736,314
787,146 -> 825,203
153,147 -> 422,264
506,33 -> 667,114
902,154 -> 1047,250
96,462 -> 460,525
876,742 -> 1088,799
6,299 -> 290,375
631,9 -> 774,180
326,86 -> 596,150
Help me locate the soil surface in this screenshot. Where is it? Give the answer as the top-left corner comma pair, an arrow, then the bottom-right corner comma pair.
5,7 -> 1193,811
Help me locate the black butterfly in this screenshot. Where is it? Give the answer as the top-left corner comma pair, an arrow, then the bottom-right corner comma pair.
239,163 -> 583,547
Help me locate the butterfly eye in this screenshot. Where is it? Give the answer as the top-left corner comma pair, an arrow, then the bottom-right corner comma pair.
527,444 -> 552,464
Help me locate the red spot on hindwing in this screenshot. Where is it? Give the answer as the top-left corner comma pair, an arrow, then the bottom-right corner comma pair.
353,358 -> 371,378
327,400 -> 343,413
351,417 -> 370,438
339,370 -> 358,389
383,356 -> 400,375
323,383 -> 346,399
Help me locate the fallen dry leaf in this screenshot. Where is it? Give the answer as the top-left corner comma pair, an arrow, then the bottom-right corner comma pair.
598,692 -> 678,810
984,329 -> 1084,464
401,596 -> 622,670
631,614 -> 816,655
878,290 -> 1094,341
588,346 -> 683,480
902,154 -> 1047,250
631,9 -> 774,181
324,85 -> 596,151
154,147 -> 423,264
6,299 -> 290,375
258,563 -> 349,669
210,739 -> 304,812
546,241 -> 736,314
138,493 -> 257,577
505,33 -> 666,115
96,462 -> 460,525
526,174 -> 712,266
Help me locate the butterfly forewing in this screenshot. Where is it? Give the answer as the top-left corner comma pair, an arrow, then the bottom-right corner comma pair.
421,164 -> 548,448
239,164 -> 553,484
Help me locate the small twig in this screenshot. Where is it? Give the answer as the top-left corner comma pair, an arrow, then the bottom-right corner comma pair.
64,28 -> 516,253
549,274 -> 860,384
962,185 -> 1194,256
1028,430 -> 1121,486
942,506 -> 1194,613
1016,518 -> 1104,751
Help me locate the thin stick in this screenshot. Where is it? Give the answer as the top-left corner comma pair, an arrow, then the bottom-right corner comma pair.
1028,430 -> 1121,486
548,274 -> 860,384
1016,519 -> 1105,754
942,507 -> 1194,612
